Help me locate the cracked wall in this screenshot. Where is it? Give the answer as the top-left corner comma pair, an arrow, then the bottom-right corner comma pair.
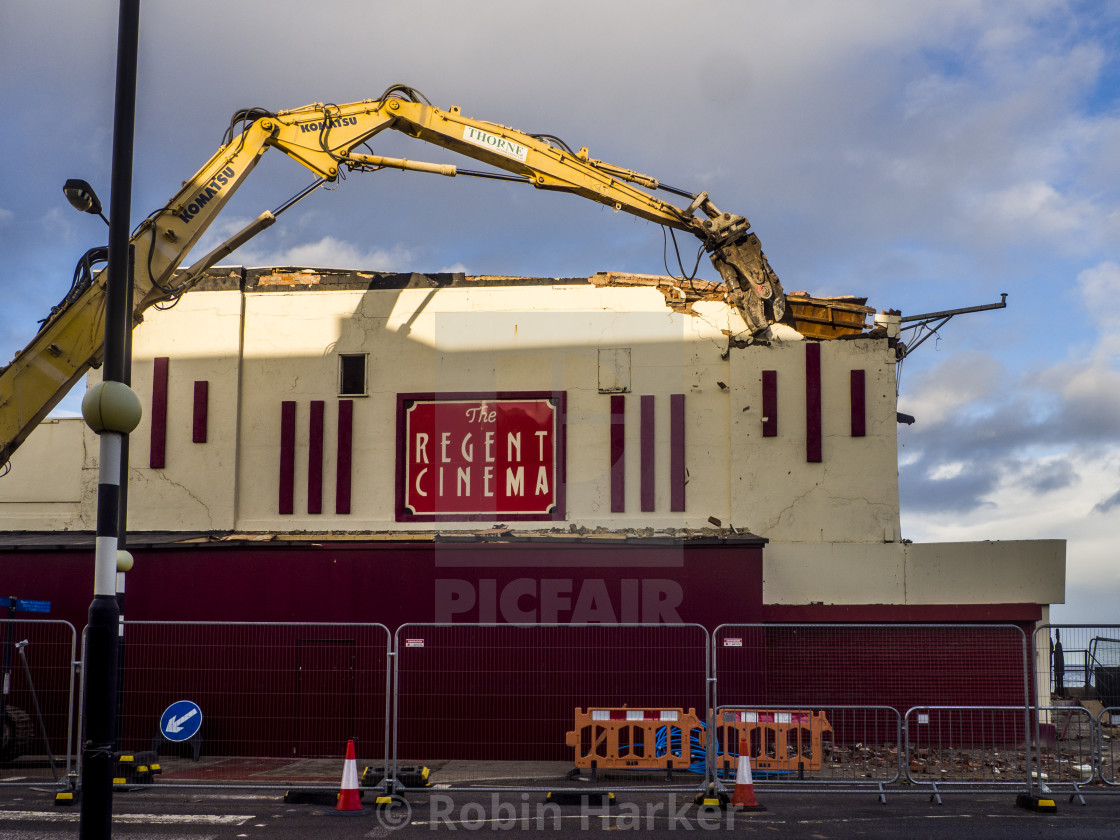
729,335 -> 901,542
107,291 -> 243,532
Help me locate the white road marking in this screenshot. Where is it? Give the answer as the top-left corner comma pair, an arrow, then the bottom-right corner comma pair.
0,810 -> 253,825
2,833 -> 215,840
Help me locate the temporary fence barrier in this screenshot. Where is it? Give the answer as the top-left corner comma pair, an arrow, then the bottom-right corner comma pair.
714,623 -> 1030,713
1034,625 -> 1120,704
714,705 -> 901,793
713,624 -> 1031,798
392,623 -> 710,791
43,619 -> 1120,801
1102,707 -> 1118,786
904,706 -> 1031,797
0,619 -> 77,789
1032,624 -> 1120,798
715,708 -> 831,774
109,622 -> 392,790
1033,705 -> 1097,802
565,707 -> 705,776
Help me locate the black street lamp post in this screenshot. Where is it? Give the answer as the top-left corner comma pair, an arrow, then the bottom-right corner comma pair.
76,2 -> 141,838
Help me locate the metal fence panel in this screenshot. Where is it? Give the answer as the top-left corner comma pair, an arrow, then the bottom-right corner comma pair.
393,623 -> 709,790
904,707 -> 1030,789
117,621 -> 390,788
714,704 -> 902,787
1033,625 -> 1120,796
1034,625 -> 1120,704
0,619 -> 77,788
1102,707 -> 1118,786
713,624 -> 1030,795
714,624 -> 1029,712
1033,705 -> 1098,789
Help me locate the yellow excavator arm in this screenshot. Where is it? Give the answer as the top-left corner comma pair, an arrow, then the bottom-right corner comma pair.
0,86 -> 784,466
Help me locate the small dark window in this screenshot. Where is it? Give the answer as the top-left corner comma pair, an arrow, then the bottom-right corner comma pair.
339,354 -> 367,396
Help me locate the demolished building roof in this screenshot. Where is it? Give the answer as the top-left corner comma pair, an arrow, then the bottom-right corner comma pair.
187,266 -> 879,339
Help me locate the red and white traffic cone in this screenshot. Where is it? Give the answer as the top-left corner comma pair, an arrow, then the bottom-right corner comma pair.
335,739 -> 365,812
730,737 -> 765,811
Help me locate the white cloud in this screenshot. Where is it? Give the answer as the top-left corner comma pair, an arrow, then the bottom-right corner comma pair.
0,208 -> 13,225
968,181 -> 1095,237
40,207 -> 76,242
239,236 -> 416,273
928,462 -> 966,481
184,216 -> 418,274
1051,361 -> 1120,415
897,351 -> 1004,426
1077,262 -> 1120,328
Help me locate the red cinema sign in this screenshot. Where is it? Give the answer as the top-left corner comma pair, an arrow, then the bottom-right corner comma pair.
397,392 -> 566,521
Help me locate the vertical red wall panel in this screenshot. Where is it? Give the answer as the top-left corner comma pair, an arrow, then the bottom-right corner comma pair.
761,370 -> 778,437
850,370 -> 866,437
308,401 -> 324,515
670,394 -> 685,511
610,395 -> 626,512
336,400 -> 353,515
806,342 -> 822,462
279,401 -> 296,515
641,395 -> 655,511
149,357 -> 169,469
192,381 -> 208,443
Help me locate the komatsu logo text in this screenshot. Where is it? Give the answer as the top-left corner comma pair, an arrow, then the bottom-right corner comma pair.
175,166 -> 235,224
299,116 -> 358,133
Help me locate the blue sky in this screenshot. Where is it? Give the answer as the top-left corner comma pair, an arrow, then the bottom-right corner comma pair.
1,1 -> 1118,622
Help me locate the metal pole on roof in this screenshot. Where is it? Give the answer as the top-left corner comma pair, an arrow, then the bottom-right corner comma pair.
897,294 -> 1007,359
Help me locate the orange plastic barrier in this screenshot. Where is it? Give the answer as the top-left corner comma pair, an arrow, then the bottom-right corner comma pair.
566,707 -> 705,771
717,709 -> 832,773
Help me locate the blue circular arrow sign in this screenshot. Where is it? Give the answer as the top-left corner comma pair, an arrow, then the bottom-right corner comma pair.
160,699 -> 202,742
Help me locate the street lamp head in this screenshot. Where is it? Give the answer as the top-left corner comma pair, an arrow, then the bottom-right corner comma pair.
63,178 -> 109,225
